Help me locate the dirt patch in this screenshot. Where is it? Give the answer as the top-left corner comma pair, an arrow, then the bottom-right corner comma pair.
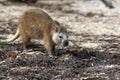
0,0 -> 120,80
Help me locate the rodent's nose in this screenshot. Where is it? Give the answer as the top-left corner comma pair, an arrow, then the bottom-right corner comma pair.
63,40 -> 69,46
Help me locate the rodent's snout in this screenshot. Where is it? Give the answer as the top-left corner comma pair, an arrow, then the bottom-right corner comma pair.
63,40 -> 69,46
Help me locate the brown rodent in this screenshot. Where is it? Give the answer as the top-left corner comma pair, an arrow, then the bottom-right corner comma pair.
6,9 -> 69,57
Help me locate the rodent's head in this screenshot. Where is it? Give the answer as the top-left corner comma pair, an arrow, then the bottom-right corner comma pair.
52,21 -> 69,47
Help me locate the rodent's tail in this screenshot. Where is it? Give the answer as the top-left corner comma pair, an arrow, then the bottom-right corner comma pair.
7,28 -> 20,42
1,28 -> 20,43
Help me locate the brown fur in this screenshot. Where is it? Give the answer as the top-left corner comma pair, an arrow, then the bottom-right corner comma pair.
10,9 -> 67,57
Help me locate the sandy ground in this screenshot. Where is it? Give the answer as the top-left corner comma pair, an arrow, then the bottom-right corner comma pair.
0,0 -> 120,80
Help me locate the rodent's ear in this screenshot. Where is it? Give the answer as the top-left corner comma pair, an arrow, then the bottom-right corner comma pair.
54,20 -> 60,25
54,20 -> 60,32
55,27 -> 59,32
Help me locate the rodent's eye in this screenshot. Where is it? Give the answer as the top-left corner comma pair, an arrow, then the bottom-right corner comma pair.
59,35 -> 62,39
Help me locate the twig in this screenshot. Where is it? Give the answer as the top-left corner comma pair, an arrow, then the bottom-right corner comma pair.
101,0 -> 114,9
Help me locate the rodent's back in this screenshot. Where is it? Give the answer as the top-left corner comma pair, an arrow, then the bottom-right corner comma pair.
19,9 -> 55,39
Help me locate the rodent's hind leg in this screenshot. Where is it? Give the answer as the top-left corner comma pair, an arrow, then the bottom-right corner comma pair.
21,35 -> 31,51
